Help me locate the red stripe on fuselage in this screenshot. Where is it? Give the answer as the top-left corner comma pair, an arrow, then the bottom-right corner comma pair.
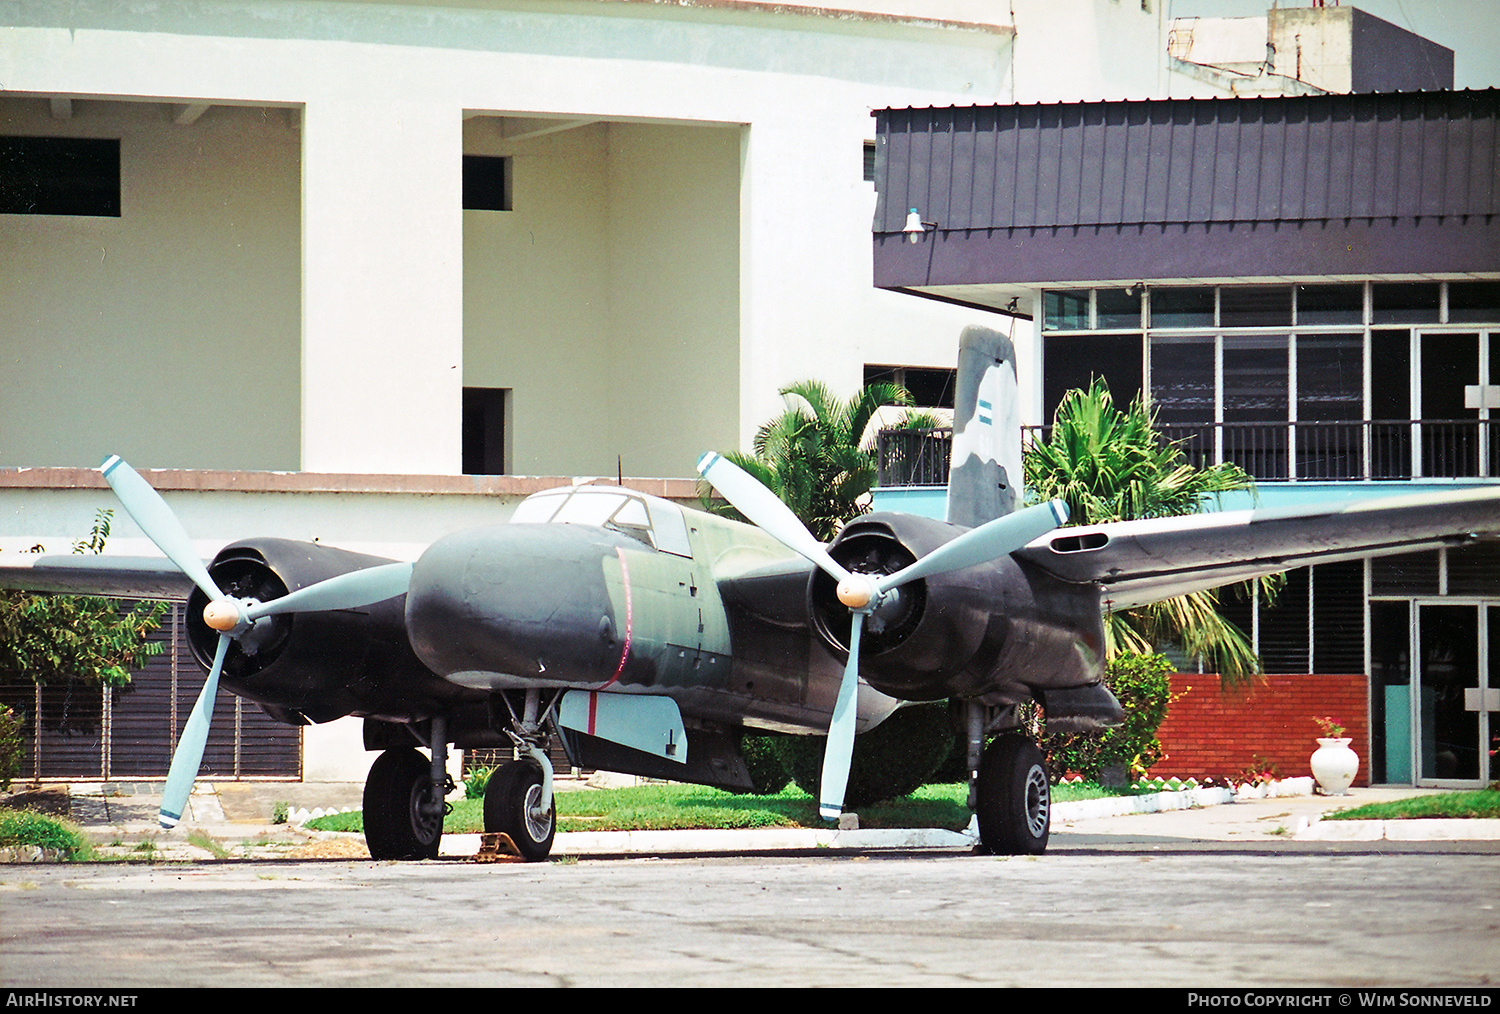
603,547 -> 632,689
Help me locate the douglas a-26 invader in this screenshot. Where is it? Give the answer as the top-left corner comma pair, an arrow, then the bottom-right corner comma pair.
7,326 -> 1500,860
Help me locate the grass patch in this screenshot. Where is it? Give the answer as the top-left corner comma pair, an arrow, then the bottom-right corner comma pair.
0,808 -> 90,860
305,779 -> 1142,835
186,830 -> 230,859
1323,789 -> 1500,821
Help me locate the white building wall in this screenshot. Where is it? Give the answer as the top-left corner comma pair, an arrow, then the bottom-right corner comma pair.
1,1 -> 1029,478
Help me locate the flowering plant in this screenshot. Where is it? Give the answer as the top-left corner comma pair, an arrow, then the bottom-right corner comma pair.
1314,716 -> 1346,738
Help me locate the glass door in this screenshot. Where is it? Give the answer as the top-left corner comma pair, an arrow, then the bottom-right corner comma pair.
1414,603 -> 1492,785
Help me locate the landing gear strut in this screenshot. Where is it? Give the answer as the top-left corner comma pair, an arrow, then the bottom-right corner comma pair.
483,688 -> 559,862
963,702 -> 1051,855
363,717 -> 453,861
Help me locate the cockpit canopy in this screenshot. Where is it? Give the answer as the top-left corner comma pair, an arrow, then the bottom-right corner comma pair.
510,485 -> 693,557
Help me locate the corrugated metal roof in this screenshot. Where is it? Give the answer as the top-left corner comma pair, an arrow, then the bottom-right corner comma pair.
875,90 -> 1500,233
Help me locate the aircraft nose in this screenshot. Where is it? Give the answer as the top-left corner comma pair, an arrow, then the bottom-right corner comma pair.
404,523 -> 623,687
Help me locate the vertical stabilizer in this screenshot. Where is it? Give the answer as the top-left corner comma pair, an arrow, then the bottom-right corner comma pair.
945,325 -> 1021,528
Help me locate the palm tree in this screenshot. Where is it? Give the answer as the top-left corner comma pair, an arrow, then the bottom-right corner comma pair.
701,379 -> 912,542
1024,378 -> 1271,685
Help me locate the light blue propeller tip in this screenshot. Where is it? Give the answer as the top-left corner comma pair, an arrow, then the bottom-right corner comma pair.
695,451 -> 720,475
819,805 -> 841,821
100,454 -> 122,475
1050,499 -> 1069,525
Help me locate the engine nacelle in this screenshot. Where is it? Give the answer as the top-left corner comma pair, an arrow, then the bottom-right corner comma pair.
810,513 -> 1105,704
185,539 -> 451,724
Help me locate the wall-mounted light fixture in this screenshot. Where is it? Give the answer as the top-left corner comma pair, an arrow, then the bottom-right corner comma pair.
903,207 -> 937,244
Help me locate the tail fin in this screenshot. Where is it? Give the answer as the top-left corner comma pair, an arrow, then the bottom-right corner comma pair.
945,325 -> 1021,529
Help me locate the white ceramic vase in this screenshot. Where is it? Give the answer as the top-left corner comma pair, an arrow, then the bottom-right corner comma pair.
1310,737 -> 1359,795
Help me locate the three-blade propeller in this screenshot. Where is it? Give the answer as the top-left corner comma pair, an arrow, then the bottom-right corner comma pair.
99,456 -> 413,828
696,452 -> 1067,822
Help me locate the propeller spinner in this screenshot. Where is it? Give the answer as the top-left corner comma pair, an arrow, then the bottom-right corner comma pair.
696,452 -> 1066,821
99,456 -> 413,828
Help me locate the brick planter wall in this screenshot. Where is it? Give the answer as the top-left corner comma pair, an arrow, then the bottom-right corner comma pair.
1154,673 -> 1369,786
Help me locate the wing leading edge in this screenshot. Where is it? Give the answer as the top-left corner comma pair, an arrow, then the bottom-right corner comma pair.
1012,486 -> 1500,611
0,556 -> 194,600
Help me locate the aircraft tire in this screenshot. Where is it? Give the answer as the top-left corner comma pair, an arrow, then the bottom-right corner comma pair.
975,734 -> 1050,855
363,747 -> 443,860
484,760 -> 556,862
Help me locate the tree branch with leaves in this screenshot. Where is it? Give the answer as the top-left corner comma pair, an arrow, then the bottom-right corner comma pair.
1024,378 -> 1276,686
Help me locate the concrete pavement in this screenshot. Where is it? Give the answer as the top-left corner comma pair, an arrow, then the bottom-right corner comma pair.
3,777 -> 1496,862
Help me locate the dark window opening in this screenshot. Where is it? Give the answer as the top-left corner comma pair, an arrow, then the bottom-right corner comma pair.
463,155 -> 512,212
1042,334 -> 1143,425
1220,286 -> 1291,328
0,136 -> 120,217
1258,566 -> 1310,674
1448,281 -> 1500,324
1372,282 -> 1440,324
1094,288 -> 1141,329
1297,283 -> 1363,325
864,365 -> 956,409
462,387 -> 509,475
863,141 -> 876,184
1149,287 -> 1215,329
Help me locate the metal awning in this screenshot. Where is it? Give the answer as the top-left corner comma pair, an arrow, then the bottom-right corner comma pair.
873,90 -> 1500,317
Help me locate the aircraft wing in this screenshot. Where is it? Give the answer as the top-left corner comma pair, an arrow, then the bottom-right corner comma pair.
0,555 -> 193,600
1012,486 -> 1500,611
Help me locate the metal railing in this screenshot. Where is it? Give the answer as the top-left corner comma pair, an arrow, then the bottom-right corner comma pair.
876,420 -> 1500,486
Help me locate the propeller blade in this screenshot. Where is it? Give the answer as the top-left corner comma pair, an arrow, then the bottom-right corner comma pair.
696,453 -> 852,584
100,455 -> 223,602
242,562 -> 414,622
159,632 -> 229,829
877,499 -> 1068,594
818,616 -> 863,822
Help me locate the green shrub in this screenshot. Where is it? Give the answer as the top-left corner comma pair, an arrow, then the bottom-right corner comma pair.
0,807 -> 88,860
0,706 -> 21,791
463,765 -> 495,800
774,702 -> 953,809
734,734 -> 791,795
1043,652 -> 1174,782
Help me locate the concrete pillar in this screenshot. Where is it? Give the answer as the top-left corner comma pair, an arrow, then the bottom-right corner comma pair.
300,99 -> 463,474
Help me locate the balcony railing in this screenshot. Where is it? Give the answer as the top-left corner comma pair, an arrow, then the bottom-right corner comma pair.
875,420 -> 1500,486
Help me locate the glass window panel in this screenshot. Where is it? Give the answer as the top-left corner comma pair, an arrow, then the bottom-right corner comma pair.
902,367 -> 957,408
1369,330 -> 1411,478
511,490 -> 568,523
1094,288 -> 1141,329
1297,334 -> 1363,420
1312,561 -> 1365,673
554,491 -> 627,526
1372,283 -> 1440,324
1258,566 -> 1309,674
1043,290 -> 1089,331
1149,287 -> 1214,328
1371,551 -> 1438,595
1149,336 -> 1215,469
1296,284 -> 1364,325
1149,336 -> 1215,423
1042,334 -> 1142,425
1224,337 -> 1289,478
1447,281 -> 1500,324
1223,337 -> 1289,422
1220,286 -> 1291,328
1297,334 -> 1364,478
1446,541 -> 1500,596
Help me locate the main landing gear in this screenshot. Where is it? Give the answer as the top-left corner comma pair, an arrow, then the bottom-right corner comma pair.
361,693 -> 560,862
963,702 -> 1051,855
364,738 -> 450,861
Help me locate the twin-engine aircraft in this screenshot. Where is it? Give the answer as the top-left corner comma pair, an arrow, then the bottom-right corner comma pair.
7,325 -> 1500,860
